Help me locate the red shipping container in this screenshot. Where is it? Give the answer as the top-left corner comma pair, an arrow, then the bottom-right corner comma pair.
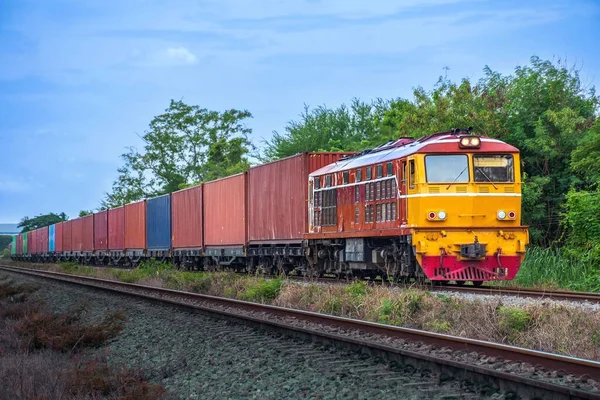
94,211 -> 108,251
248,152 -> 353,243
26,231 -> 32,254
16,234 -> 22,255
108,207 -> 125,251
55,222 -> 64,253
204,174 -> 247,247
125,200 -> 146,250
39,226 -> 49,253
71,218 -> 83,252
172,185 -> 203,250
82,215 -> 94,251
63,220 -> 73,252
31,230 -> 38,254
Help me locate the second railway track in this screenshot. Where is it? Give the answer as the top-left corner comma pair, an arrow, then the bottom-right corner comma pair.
2,264 -> 600,399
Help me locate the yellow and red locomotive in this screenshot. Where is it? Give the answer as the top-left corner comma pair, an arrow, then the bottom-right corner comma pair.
306,129 -> 529,285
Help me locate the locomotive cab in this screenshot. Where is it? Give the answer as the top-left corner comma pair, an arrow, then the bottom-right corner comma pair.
408,134 -> 529,284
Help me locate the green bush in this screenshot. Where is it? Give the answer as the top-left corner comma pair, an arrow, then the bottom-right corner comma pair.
498,306 -> 531,332
345,281 -> 369,299
240,278 -> 282,303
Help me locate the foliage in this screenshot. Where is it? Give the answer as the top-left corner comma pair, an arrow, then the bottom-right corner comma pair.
263,98 -> 394,160
510,247 -> 600,292
79,210 -> 94,217
345,280 -> 369,299
0,235 -> 11,251
498,306 -> 531,332
2,249 -> 9,258
102,100 -> 254,208
18,212 -> 68,233
240,278 -> 282,303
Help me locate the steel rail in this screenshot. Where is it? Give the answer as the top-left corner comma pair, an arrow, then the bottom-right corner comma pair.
2,264 -> 599,399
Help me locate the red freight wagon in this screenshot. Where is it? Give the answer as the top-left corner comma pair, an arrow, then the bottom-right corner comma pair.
71,218 -> 83,252
108,206 -> 125,251
204,173 -> 247,248
82,215 -> 94,252
125,200 -> 146,253
63,220 -> 73,252
94,211 -> 108,251
248,152 -> 354,243
31,229 -> 38,254
39,226 -> 49,254
172,185 -> 203,251
55,222 -> 64,253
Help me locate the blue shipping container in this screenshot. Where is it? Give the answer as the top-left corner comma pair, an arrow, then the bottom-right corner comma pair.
146,194 -> 172,250
49,224 -> 56,252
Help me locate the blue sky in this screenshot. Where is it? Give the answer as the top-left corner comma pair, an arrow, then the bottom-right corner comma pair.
1,0 -> 599,223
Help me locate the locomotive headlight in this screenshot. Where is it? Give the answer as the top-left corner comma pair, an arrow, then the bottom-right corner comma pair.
459,136 -> 481,148
437,210 -> 447,220
497,210 -> 507,220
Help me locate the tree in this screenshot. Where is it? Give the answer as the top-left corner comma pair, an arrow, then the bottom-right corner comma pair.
102,100 -> 254,208
18,212 -> 69,233
0,235 -> 12,251
263,98 -> 393,160
79,210 -> 94,217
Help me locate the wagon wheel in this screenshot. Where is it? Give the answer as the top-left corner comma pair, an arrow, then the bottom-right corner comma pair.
455,280 -> 465,286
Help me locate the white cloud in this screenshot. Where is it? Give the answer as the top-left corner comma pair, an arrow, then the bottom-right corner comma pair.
164,46 -> 198,65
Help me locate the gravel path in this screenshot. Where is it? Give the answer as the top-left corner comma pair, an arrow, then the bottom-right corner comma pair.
2,271 -> 497,400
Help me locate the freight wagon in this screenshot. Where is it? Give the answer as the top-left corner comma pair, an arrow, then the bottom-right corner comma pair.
13,131 -> 529,285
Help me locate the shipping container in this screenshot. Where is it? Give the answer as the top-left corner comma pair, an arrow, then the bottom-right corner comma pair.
171,185 -> 203,250
108,207 -> 125,251
39,226 -> 49,254
204,173 -> 247,247
248,152 -> 353,243
55,222 -> 64,253
146,194 -> 171,250
30,230 -> 37,254
63,220 -> 73,252
17,234 -> 23,255
11,235 -> 16,255
71,218 -> 83,252
125,200 -> 146,251
23,232 -> 28,254
49,224 -> 56,252
82,215 -> 94,252
94,211 -> 108,251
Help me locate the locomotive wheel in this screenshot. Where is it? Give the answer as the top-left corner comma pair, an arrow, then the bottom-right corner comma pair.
455,280 -> 465,286
472,281 -> 484,287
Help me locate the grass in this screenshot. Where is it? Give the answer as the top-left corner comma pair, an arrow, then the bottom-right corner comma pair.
509,247 -> 600,292
0,276 -> 167,399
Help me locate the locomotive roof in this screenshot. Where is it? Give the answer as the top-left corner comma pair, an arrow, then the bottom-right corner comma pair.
310,132 -> 519,177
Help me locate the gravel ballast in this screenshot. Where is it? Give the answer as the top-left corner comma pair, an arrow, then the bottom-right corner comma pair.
1,271 -> 500,400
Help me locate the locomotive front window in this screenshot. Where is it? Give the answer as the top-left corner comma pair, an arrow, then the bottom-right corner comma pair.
473,155 -> 514,182
425,155 -> 469,183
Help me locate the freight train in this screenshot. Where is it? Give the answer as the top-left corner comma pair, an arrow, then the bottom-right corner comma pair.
11,129 -> 529,285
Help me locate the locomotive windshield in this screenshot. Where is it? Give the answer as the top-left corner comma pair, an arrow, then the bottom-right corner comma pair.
473,155 -> 514,182
425,155 -> 469,183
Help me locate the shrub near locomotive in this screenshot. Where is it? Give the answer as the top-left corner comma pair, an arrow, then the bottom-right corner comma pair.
305,129 -> 529,285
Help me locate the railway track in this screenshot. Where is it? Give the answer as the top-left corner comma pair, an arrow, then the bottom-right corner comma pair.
1,264 -> 599,399
288,275 -> 600,304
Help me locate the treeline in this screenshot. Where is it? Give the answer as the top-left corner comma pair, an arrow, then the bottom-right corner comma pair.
18,57 -> 600,263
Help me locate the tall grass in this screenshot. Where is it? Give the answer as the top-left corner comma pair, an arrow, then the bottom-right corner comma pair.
513,247 -> 600,292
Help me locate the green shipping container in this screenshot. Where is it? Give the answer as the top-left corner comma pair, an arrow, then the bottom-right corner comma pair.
23,234 -> 28,254
11,236 -> 16,255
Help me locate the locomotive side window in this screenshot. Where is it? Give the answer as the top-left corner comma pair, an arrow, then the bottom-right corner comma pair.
343,171 -> 349,184
409,160 -> 416,189
326,175 -> 332,187
425,155 -> 468,183
314,177 -> 320,189
377,164 -> 383,178
366,167 -> 372,180
387,162 -> 393,176
474,155 -> 514,182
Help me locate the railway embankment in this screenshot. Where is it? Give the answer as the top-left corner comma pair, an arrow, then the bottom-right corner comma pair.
8,260 -> 600,362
